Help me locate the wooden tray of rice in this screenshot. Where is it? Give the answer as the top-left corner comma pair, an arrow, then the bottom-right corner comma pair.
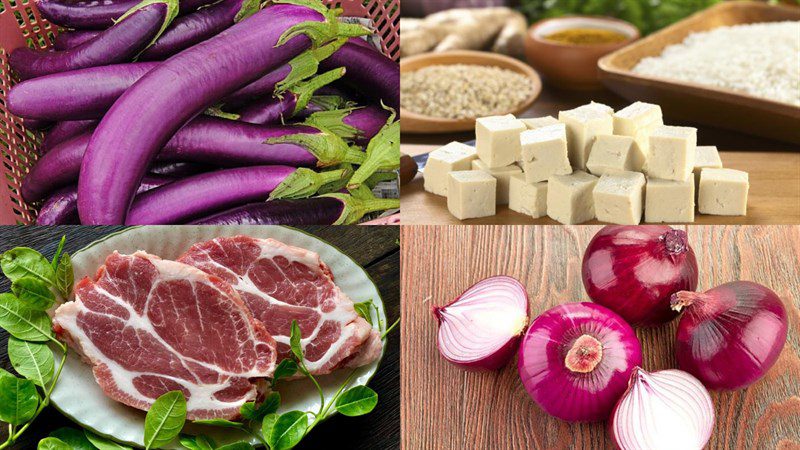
400,50 -> 542,134
598,1 -> 800,145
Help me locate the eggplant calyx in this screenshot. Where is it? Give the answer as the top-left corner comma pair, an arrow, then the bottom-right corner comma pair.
234,0 -> 262,22
263,128 -> 353,167
321,191 -> 400,225
347,110 -> 399,189
304,107 -> 360,140
290,67 -> 346,115
276,39 -> 346,94
270,167 -> 348,200
117,0 -> 180,53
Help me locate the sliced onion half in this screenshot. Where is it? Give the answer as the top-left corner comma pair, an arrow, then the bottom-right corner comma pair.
432,276 -> 529,371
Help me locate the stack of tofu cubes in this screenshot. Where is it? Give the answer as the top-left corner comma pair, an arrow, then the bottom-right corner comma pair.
423,101 -> 750,224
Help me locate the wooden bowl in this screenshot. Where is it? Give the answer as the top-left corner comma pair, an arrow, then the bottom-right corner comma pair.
525,16 -> 639,90
400,51 -> 542,134
598,1 -> 800,144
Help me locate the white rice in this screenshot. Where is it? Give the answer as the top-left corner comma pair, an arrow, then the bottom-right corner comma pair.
632,21 -> 800,106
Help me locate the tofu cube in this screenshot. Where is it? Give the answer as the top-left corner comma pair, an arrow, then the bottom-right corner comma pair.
693,146 -> 723,197
645,177 -> 695,223
423,142 -> 477,196
558,103 -> 613,170
471,159 -> 522,205
644,126 -> 697,181
593,171 -> 646,225
447,170 -> 497,220
509,173 -> 547,218
475,115 -> 527,168
698,168 -> 749,216
586,135 -> 638,176
520,116 -> 560,130
613,102 -> 663,164
519,124 -> 571,183
546,170 -> 599,224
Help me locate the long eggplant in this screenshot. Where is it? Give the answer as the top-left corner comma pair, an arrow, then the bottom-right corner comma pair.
319,40 -> 398,109
39,120 -> 97,154
38,0 -> 215,29
53,30 -> 100,50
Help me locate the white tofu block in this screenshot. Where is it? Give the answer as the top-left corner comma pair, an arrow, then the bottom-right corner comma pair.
520,116 -> 560,130
423,142 -> 477,196
586,135 -> 638,176
471,159 -> 522,205
519,124 -> 571,183
475,115 -> 527,168
593,172 -> 646,225
645,177 -> 695,223
558,103 -> 613,170
447,170 -> 497,220
509,173 -> 547,218
693,146 -> 723,197
546,170 -> 599,224
644,125 -> 697,181
698,168 -> 749,216
614,102 -> 664,169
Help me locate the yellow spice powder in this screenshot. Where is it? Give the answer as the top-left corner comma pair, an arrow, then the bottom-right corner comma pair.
545,28 -> 628,45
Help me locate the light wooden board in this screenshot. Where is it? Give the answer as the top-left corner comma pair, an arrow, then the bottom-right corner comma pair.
400,225 -> 800,449
401,144 -> 800,225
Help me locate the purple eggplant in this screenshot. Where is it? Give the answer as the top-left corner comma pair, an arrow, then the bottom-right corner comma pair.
23,117 -> 359,202
78,1 -> 367,224
10,0 -> 178,80
237,67 -> 345,125
38,0 -> 215,29
125,165 -> 347,224
148,162 -> 210,177
36,176 -> 172,225
304,104 -> 390,146
190,192 -> 399,225
8,63 -> 159,121
40,120 -> 97,155
319,41 -> 398,109
54,30 -> 100,50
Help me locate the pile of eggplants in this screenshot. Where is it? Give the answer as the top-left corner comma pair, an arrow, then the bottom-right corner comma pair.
8,0 -> 400,225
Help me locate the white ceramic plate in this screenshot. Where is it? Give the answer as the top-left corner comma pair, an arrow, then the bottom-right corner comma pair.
49,226 -> 386,448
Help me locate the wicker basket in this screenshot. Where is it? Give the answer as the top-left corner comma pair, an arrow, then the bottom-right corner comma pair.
0,0 -> 399,224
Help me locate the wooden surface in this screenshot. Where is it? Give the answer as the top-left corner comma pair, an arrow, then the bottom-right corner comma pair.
401,85 -> 800,225
400,225 -> 800,449
0,226 -> 400,450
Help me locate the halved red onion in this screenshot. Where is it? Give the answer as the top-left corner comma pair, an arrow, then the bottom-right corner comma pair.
432,276 -> 528,371
672,281 -> 788,390
611,368 -> 715,450
518,302 -> 642,422
582,225 -> 698,326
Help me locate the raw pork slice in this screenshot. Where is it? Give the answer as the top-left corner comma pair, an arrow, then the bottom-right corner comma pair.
53,251 -> 276,420
178,236 -> 382,375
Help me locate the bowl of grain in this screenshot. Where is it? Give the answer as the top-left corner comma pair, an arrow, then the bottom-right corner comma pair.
400,50 -> 542,134
525,16 -> 639,90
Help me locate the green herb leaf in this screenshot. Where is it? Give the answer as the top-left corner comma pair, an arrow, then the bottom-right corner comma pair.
353,300 -> 373,326
1,247 -> 56,284
0,372 -> 39,425
55,253 -> 74,299
289,320 -> 303,362
0,293 -> 54,342
51,236 -> 66,272
85,430 -> 133,450
191,418 -> 244,428
216,443 -> 256,450
143,391 -> 187,450
37,437 -> 71,450
12,277 -> 56,310
240,392 -> 280,421
272,360 -> 299,384
334,386 -> 378,417
50,427 -> 95,450
268,411 -> 308,450
8,337 -> 54,387
178,434 -> 215,450
261,413 -> 279,447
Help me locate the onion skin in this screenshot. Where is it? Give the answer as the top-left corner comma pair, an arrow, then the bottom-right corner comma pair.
610,368 -> 714,450
518,302 -> 642,422
672,281 -> 788,390
433,276 -> 528,371
582,225 -> 699,326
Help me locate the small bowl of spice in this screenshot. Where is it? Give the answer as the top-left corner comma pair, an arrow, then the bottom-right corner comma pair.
525,16 -> 639,90
400,50 -> 542,134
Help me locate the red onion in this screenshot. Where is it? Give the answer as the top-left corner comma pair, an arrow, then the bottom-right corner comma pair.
610,368 -> 714,450
518,302 -> 642,422
672,281 -> 788,390
432,276 -> 528,371
582,225 -> 699,326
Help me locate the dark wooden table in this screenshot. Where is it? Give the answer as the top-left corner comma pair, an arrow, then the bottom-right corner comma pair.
0,226 -> 400,450
401,225 -> 800,449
